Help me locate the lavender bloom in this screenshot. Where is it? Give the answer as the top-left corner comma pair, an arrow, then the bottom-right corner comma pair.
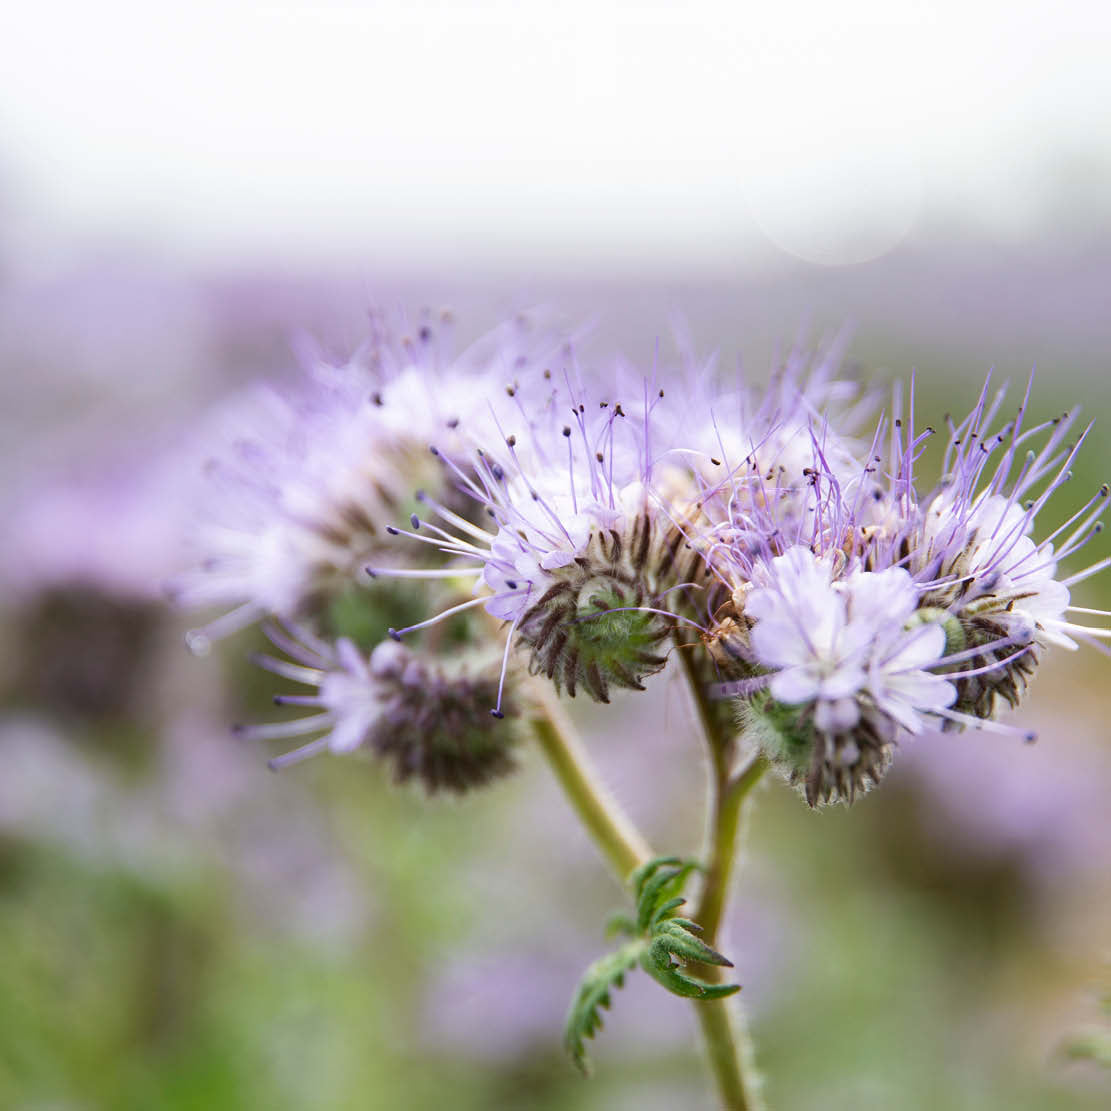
706,372 -> 1109,805
174,311 -> 566,653
723,546 -> 956,804
237,624 -> 520,792
748,551 -> 955,734
376,370 -> 715,707
865,375 -> 1110,721
377,345 -> 882,711
660,333 -> 876,552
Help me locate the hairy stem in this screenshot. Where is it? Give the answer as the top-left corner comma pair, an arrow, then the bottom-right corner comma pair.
677,642 -> 769,1111
530,688 -> 652,880
696,753 -> 770,944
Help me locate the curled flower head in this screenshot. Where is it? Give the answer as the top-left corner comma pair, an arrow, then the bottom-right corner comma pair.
237,624 -> 522,794
174,310 -> 567,653
705,371 -> 1109,805
375,371 -> 717,706
859,374 -> 1110,722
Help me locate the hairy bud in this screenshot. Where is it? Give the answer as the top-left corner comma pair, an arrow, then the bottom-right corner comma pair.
249,632 -> 521,794
516,518 -> 706,701
741,693 -> 893,807
367,642 -> 522,793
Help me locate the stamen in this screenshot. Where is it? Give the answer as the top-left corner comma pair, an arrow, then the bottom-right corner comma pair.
365,564 -> 484,580
235,713 -> 333,741
268,737 -> 332,770
571,605 -> 708,634
931,705 -> 1037,741
415,489 -> 497,543
185,601 -> 263,656
388,592 -> 509,639
940,644 -> 1034,680
248,653 -> 326,685
491,610 -> 524,717
709,675 -> 772,699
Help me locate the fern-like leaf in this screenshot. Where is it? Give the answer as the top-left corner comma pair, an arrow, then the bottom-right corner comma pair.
563,856 -> 741,1073
563,941 -> 643,1074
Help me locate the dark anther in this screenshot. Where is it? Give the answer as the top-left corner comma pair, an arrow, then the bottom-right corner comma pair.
388,628 -> 402,642
371,391 -> 384,406
506,434 -> 517,447
562,426 -> 571,437
419,325 -> 432,342
410,514 -> 420,529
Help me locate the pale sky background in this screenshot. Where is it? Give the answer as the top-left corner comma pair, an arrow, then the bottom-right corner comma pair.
2,1 -> 1111,271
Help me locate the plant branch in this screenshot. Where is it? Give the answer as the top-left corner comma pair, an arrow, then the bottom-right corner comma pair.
530,686 -> 653,881
676,638 -> 769,1110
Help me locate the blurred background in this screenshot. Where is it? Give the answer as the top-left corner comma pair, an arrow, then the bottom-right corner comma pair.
2,3 -> 1110,1108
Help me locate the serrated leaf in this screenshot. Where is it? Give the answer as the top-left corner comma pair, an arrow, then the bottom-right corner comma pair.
563,940 -> 644,1074
652,920 -> 735,967
562,855 -> 741,1074
633,857 -> 697,932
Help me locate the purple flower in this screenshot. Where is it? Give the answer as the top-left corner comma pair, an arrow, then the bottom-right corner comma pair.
706,371 -> 1109,804
237,623 -> 521,791
173,311 -> 567,652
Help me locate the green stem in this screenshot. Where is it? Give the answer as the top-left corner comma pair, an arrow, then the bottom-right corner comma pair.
690,752 -> 768,1111
677,642 -> 769,1111
696,753 -> 769,944
530,690 -> 652,880
694,997 -> 760,1111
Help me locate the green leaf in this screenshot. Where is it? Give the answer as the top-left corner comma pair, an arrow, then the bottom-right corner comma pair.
562,856 -> 741,1074
563,941 -> 644,1074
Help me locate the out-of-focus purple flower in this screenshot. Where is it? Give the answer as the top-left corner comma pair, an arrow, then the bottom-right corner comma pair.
237,623 -> 521,791
173,311 -> 568,653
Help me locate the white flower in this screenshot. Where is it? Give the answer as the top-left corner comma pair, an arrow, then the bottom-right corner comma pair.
746,547 -> 954,736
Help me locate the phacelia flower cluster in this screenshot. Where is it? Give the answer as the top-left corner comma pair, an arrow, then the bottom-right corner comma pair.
178,312 -> 1108,806
704,374 -> 1109,803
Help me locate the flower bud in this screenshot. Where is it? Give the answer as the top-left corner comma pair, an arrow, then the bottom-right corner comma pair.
369,644 -> 523,793
251,632 -> 521,794
515,517 -> 695,702
741,694 -> 894,807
